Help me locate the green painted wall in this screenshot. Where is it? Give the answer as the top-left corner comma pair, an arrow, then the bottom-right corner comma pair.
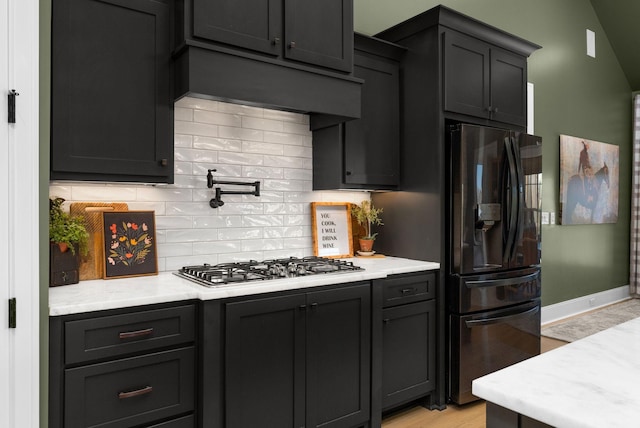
354,0 -> 633,306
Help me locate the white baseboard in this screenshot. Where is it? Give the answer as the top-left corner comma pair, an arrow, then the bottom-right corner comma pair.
541,285 -> 631,325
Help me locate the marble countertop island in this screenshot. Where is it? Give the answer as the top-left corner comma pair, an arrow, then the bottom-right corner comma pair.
473,315 -> 640,428
49,256 -> 439,316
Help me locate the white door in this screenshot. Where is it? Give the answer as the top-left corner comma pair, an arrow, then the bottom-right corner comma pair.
1,0 -> 40,426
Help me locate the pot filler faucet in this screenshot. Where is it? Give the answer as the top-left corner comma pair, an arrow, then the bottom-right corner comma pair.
207,169 -> 261,208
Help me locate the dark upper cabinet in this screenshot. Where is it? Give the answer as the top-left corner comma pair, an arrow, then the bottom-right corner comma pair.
51,0 -> 173,183
313,34 -> 404,190
225,283 -> 370,428
193,0 -> 282,56
191,0 -> 353,72
443,29 -> 528,127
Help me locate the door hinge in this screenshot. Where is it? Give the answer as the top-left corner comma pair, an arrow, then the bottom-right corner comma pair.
8,298 -> 16,328
8,89 -> 19,123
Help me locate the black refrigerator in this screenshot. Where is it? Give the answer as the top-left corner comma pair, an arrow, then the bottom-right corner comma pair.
447,124 -> 542,404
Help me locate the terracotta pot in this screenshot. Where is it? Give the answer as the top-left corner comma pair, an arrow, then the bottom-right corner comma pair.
57,242 -> 69,253
359,238 -> 374,252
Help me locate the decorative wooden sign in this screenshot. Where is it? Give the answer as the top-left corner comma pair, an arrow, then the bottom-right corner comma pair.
311,202 -> 354,258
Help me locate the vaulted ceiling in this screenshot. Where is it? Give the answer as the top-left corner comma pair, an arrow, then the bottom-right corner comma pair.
590,0 -> 640,91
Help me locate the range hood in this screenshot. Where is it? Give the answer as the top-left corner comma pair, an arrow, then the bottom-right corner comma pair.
174,41 -> 363,130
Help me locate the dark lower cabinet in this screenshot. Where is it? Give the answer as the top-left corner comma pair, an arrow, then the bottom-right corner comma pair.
51,0 -> 173,183
225,283 -> 371,428
64,348 -> 195,428
49,302 -> 197,428
372,271 -> 437,422
382,300 -> 436,409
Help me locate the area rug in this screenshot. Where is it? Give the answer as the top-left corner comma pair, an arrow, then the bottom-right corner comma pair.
541,298 -> 640,342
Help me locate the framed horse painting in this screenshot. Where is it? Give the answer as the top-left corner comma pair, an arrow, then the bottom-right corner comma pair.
559,134 -> 619,225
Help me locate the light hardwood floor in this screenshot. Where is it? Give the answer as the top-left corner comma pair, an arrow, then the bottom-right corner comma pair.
381,337 -> 567,428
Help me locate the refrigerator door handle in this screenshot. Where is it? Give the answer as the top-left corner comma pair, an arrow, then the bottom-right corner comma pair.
464,305 -> 539,327
504,137 -> 519,261
511,135 -> 526,257
464,271 -> 540,288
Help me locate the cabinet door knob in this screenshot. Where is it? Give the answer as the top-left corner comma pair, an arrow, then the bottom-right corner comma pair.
289,41 -> 296,49
346,171 -> 352,176
272,37 -> 280,45
160,158 -> 168,167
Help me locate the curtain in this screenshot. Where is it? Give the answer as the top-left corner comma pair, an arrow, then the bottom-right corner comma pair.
630,94 -> 640,296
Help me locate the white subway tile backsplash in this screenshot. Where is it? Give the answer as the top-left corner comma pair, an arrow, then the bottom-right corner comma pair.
263,131 -> 304,146
157,242 -> 192,258
193,240 -> 242,254
263,155 -> 304,168
242,239 -> 284,252
193,136 -> 243,152
263,109 -> 308,124
194,110 -> 242,127
242,215 -> 285,227
284,169 -> 313,180
242,166 -> 284,179
283,122 -> 311,136
175,97 -> 219,111
218,151 -> 265,166
49,98 -> 369,272
217,102 -> 264,117
218,227 -> 262,240
218,125 -> 263,142
174,148 -> 219,163
175,120 -> 218,137
126,202 -> 167,215
174,107 -> 193,122
263,179 -> 307,192
193,215 -> 243,228
155,216 -> 193,230
241,116 -> 284,132
136,187 -> 193,202
72,185 -> 138,201
286,145 -> 313,158
174,134 -> 193,148
166,228 -> 219,243
242,141 -> 284,156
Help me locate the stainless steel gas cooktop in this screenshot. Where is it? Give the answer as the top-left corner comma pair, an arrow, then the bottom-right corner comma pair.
174,256 -> 363,287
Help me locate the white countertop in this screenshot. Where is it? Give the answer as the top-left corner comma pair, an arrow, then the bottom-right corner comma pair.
472,316 -> 640,428
49,257 -> 439,316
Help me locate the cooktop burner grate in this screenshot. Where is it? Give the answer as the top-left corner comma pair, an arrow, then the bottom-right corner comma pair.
175,256 -> 362,287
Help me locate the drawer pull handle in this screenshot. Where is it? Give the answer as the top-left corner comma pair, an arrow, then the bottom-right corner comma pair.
118,385 -> 153,399
401,288 -> 416,294
119,327 -> 154,340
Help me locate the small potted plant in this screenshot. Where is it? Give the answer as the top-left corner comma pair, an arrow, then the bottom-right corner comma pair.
49,197 -> 89,286
351,200 -> 383,253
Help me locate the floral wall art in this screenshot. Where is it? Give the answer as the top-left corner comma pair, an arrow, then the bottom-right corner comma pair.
559,134 -> 619,225
103,211 -> 158,278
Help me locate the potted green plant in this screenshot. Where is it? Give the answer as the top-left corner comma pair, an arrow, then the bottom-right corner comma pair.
351,200 -> 383,253
49,197 -> 89,286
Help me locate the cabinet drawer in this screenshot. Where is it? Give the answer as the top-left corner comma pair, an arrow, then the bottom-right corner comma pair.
64,347 -> 195,428
65,305 -> 196,364
148,414 -> 195,427
382,272 -> 435,307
